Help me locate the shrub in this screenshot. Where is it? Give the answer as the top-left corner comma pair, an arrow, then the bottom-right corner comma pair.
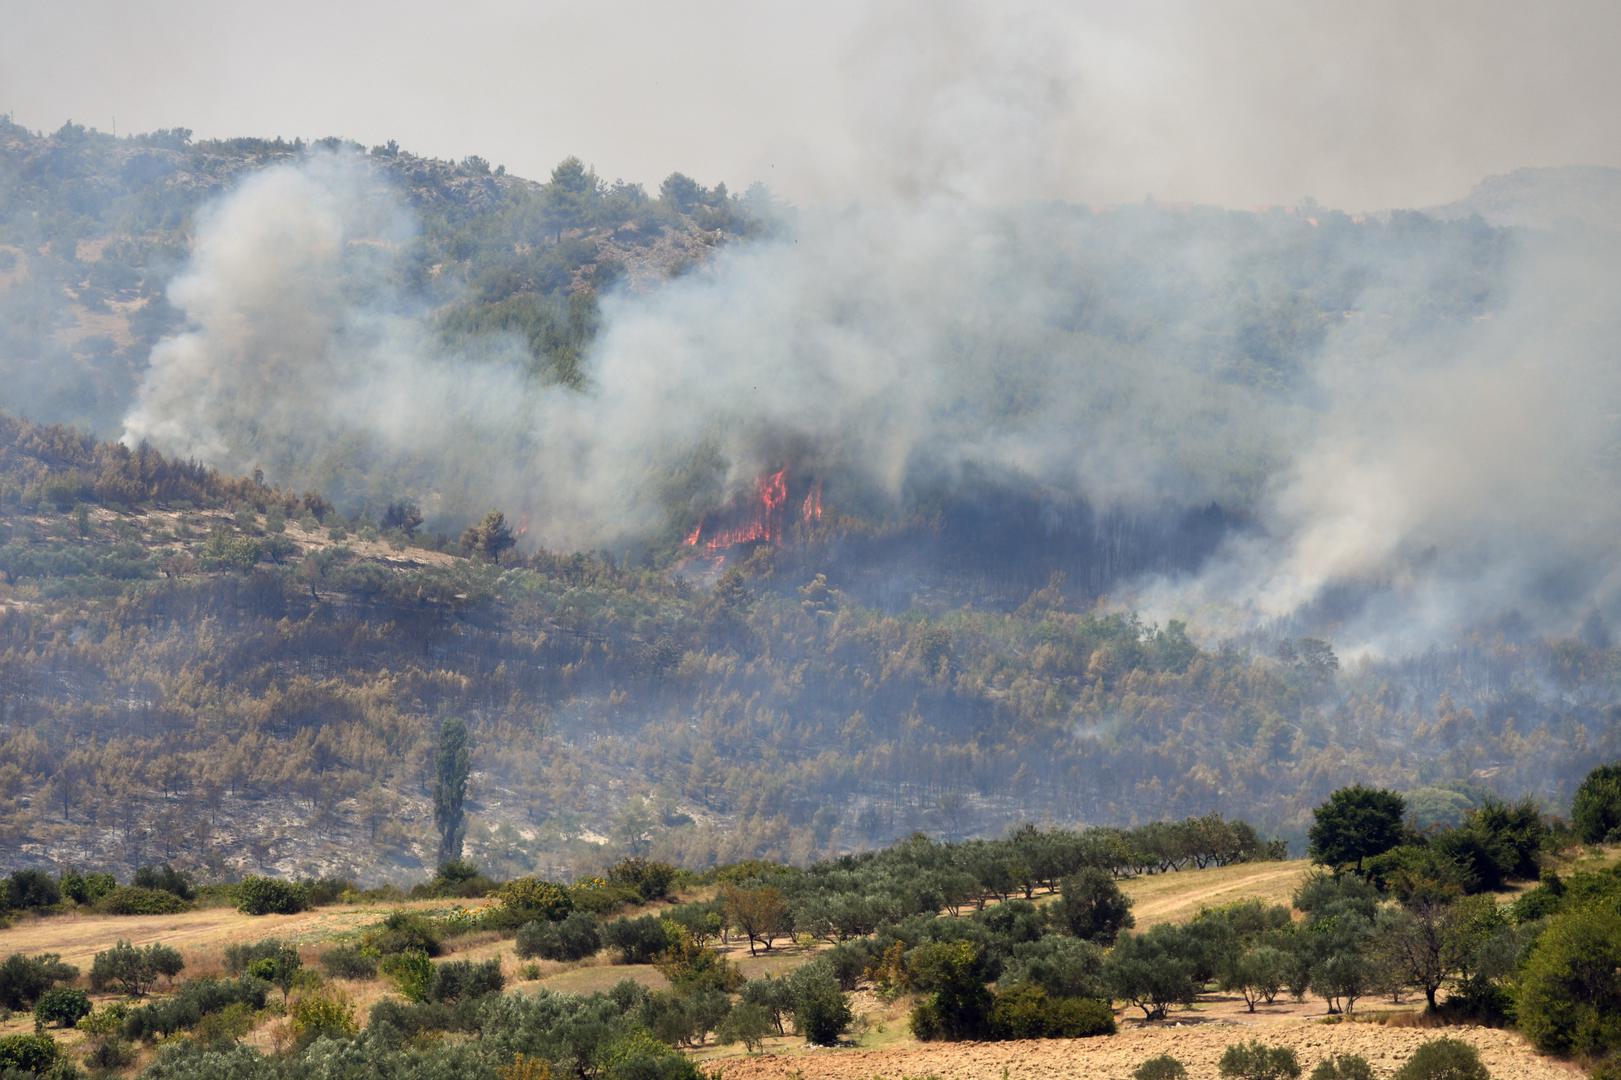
34,986 -> 91,1028
59,870 -> 117,906
90,940 -> 184,997
290,985 -> 358,1046
603,914 -> 671,964
192,1001 -> 255,1048
319,945 -> 378,980
0,952 -> 78,1010
4,868 -> 61,910
235,875 -> 310,915
989,983 -> 1114,1039
1517,904 -> 1621,1056
120,976 -> 269,1042
1136,1056 -> 1189,1080
717,1000 -> 775,1052
1220,1040 -> 1303,1080
365,910 -> 444,956
607,857 -> 679,902
0,1032 -> 59,1073
381,949 -> 434,1002
96,884 -> 189,915
517,912 -> 602,961
1392,1039 -> 1490,1080
793,977 -> 852,1046
85,1035 -> 136,1070
132,864 -> 195,900
497,877 -> 575,923
243,940 -> 304,998
1311,1055 -> 1377,1080
1573,763 -> 1621,844
429,958 -> 505,1003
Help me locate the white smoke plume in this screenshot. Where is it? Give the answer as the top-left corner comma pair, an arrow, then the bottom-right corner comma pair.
117,5 -> 1621,655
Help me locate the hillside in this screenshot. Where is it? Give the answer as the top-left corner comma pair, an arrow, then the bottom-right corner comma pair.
3,411 -> 1621,882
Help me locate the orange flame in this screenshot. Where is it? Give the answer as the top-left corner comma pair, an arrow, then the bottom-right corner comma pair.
801,480 -> 822,523
684,468 -> 814,552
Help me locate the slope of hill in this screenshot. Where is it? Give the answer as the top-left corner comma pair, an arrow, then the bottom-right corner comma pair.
3,414 -> 1620,882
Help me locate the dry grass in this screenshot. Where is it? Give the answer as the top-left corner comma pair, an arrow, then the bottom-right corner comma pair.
0,896 -> 492,971
1119,859 -> 1313,927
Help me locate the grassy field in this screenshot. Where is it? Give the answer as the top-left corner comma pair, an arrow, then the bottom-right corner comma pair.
1118,858 -> 1313,926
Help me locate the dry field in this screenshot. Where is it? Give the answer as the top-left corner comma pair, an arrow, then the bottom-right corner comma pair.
711,1018 -> 1582,1080
0,896 -> 491,971
1119,859 -> 1312,927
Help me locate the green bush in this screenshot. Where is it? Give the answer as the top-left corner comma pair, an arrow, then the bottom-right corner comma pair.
1392,1039 -> 1490,1080
496,877 -> 574,924
1517,904 -> 1621,1056
1573,763 -> 1621,844
319,945 -> 378,980
97,885 -> 190,915
793,977 -> 852,1046
0,1032 -> 59,1072
608,857 -> 679,902
364,910 -> 444,956
381,950 -> 434,1003
235,875 -> 310,915
989,983 -> 1114,1038
603,914 -> 671,964
1310,1055 -> 1376,1080
516,911 -> 602,961
1135,1056 -> 1189,1080
132,864 -> 195,900
121,976 -> 269,1042
34,986 -> 91,1028
289,985 -> 358,1047
1220,1040 -> 1303,1080
4,868 -> 61,910
58,870 -> 117,906
89,940 -> 184,997
428,958 -> 504,1003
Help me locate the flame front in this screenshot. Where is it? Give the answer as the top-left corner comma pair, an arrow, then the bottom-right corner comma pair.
683,468 -> 818,552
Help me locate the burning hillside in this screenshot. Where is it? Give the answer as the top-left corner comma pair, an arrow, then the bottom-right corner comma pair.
685,468 -> 823,553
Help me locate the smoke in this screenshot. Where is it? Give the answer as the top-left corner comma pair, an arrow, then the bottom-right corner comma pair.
114,5 -> 1621,654
121,155 -> 538,517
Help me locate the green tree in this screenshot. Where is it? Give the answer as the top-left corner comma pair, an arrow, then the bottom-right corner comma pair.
461,511 -> 516,561
1517,903 -> 1621,1057
1105,926 -> 1199,1021
1572,762 -> 1621,843
1223,946 -> 1290,1012
434,717 -> 472,867
89,940 -> 181,997
1058,867 -> 1135,944
1309,786 -> 1407,872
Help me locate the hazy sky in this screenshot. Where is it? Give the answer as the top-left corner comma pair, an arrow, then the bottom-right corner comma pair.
3,0 -> 1619,210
